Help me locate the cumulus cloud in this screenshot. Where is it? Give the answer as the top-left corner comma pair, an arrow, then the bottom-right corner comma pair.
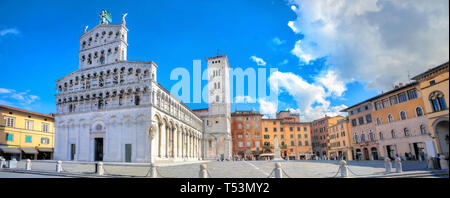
278,59 -> 289,66
315,70 -> 347,97
267,71 -> 347,121
250,56 -> 267,66
235,96 -> 257,103
0,28 -> 19,36
0,88 -> 40,106
258,98 -> 278,118
287,0 -> 449,89
272,37 -> 286,45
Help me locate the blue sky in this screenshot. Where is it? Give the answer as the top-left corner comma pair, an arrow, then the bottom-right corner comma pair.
0,0 -> 448,121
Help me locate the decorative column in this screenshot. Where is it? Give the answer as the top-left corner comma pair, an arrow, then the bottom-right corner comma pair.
158,123 -> 162,157
165,126 -> 169,158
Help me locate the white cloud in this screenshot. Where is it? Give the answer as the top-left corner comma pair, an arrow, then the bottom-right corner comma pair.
267,71 -> 347,121
250,56 -> 267,66
278,59 -> 289,66
258,98 -> 278,118
315,70 -> 347,97
291,5 -> 297,11
0,88 -> 40,106
0,88 -> 13,94
291,40 -> 314,64
235,96 -> 257,103
287,0 -> 449,89
272,37 -> 286,45
0,28 -> 19,36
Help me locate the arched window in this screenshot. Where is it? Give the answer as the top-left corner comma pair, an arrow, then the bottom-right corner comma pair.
95,124 -> 103,131
216,95 -> 219,102
416,107 -> 423,117
400,111 -> 407,120
429,91 -> 447,112
388,114 -> 394,123
404,128 -> 410,137
379,132 -> 383,140
376,117 -> 382,125
391,130 -> 396,138
420,125 -> 427,135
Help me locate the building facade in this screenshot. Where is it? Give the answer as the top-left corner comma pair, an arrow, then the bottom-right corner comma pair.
412,62 -> 449,158
195,55 -> 232,160
0,105 -> 55,160
231,110 -> 262,160
311,115 -> 343,159
372,82 -> 433,160
327,118 -> 353,160
342,102 -> 379,160
54,12 -> 203,163
261,111 -> 313,160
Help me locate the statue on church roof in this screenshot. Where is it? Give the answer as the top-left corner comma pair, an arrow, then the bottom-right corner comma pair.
99,9 -> 112,24
121,13 -> 128,26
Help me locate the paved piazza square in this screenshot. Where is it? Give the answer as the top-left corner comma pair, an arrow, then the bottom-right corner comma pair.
7,159 -> 439,178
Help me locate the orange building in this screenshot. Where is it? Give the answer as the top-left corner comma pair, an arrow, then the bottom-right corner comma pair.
311,115 -> 343,159
231,110 -> 263,160
261,111 -> 313,160
327,118 -> 353,160
412,62 -> 449,158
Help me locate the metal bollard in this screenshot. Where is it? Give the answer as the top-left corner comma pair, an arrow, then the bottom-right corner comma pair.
340,160 -> 348,178
274,162 -> 282,178
395,157 -> 402,173
439,155 -> 448,170
56,160 -> 63,172
427,157 -> 434,169
25,159 -> 31,170
0,158 -> 5,168
384,158 -> 392,173
199,164 -> 208,178
97,162 -> 104,176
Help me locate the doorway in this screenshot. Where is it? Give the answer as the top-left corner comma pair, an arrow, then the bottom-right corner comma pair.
371,147 -> 379,160
71,144 -> 76,161
94,138 -> 103,161
363,148 -> 369,160
125,144 -> 132,162
386,145 -> 396,160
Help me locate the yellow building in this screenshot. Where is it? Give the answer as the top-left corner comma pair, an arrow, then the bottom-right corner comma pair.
0,104 -> 55,160
412,62 -> 449,158
261,111 -> 313,160
327,118 -> 353,160
311,115 -> 343,159
372,82 -> 433,160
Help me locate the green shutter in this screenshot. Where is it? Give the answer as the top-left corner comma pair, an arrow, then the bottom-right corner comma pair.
6,134 -> 13,141
26,136 -> 32,143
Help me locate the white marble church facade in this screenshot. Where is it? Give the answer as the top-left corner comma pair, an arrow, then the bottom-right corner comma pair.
53,13 -> 203,163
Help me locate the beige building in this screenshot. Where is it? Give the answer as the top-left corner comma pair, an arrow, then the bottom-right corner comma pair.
327,118 -> 353,160
372,82 -> 433,160
412,62 -> 449,158
341,101 -> 379,160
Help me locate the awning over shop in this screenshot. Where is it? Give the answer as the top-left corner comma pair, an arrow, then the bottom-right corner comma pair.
0,146 -> 21,154
38,148 -> 53,152
22,147 -> 38,154
260,153 -> 274,156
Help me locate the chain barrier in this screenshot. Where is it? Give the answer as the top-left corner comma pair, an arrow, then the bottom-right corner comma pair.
346,166 -> 364,177
154,166 -> 170,178
281,168 -> 292,178
266,169 -> 275,178
331,166 -> 342,178
206,169 -> 214,178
